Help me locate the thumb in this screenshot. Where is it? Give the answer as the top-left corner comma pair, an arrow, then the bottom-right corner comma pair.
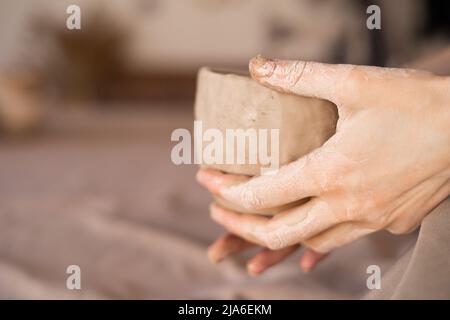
249,55 -> 357,105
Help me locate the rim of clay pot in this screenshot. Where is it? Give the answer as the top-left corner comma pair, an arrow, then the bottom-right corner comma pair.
199,67 -> 250,78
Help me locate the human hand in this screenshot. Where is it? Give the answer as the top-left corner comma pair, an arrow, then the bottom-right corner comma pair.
200,170 -> 327,275
198,56 -> 450,272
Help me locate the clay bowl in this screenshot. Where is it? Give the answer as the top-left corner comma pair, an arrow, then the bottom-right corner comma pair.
194,67 -> 338,215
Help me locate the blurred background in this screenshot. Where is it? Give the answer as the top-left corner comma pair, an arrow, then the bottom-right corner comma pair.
0,0 -> 448,299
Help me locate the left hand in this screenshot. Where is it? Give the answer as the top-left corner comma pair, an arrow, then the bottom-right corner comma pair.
199,169 -> 328,276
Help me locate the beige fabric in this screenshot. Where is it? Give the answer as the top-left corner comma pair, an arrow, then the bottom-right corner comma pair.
365,198 -> 450,299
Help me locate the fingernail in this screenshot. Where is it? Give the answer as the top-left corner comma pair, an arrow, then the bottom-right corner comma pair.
207,250 -> 218,263
196,170 -> 209,186
207,248 -> 224,264
197,170 -> 225,195
249,55 -> 276,79
300,260 -> 313,273
247,263 -> 262,277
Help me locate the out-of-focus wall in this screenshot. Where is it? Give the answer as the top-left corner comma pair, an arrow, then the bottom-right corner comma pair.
0,0 -> 132,73
1,0 -> 445,102
0,0 -> 372,75
126,0 -> 372,71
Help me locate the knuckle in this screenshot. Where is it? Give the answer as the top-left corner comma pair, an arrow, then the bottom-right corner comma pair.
239,186 -> 265,211
375,213 -> 391,229
284,61 -> 307,90
341,197 -> 363,221
387,222 -> 416,235
305,146 -> 354,194
267,241 -> 283,251
263,231 -> 286,250
359,212 -> 389,230
345,209 -> 360,222
342,68 -> 365,92
303,239 -> 329,254
336,67 -> 366,105
386,226 -> 404,235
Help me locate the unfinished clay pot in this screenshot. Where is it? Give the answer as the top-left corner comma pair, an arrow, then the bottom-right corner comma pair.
194,67 -> 338,214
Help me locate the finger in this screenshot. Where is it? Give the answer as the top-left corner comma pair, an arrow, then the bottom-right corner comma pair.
219,146 -> 347,212
299,249 -> 328,273
210,199 -> 341,250
210,203 -> 270,246
207,233 -> 254,263
196,169 -> 249,195
249,55 -> 356,103
303,222 -> 375,254
247,245 -> 299,277
249,55 -> 426,105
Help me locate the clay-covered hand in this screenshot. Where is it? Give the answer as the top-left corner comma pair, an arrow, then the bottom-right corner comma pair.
199,169 -> 327,275
198,56 -> 450,260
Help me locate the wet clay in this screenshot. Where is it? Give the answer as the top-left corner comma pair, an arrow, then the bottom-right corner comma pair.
194,67 -> 338,214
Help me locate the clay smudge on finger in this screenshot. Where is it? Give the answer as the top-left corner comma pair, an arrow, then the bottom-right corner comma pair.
249,55 -> 277,78
250,55 -> 307,94
249,55 -> 356,105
